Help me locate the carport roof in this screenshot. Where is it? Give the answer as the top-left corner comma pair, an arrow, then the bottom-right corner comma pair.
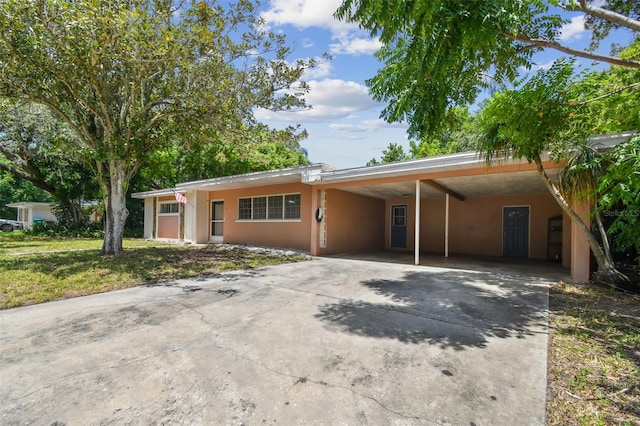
130,131 -> 636,200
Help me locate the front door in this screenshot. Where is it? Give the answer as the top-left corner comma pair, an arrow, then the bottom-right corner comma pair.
503,206 -> 529,257
390,205 -> 407,248
211,201 -> 224,242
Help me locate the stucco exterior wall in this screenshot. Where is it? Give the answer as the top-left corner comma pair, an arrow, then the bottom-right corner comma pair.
318,189 -> 385,255
31,205 -> 57,222
143,198 -> 154,239
385,192 -> 563,260
210,183 -> 313,251
184,190 -> 210,244
157,196 -> 179,239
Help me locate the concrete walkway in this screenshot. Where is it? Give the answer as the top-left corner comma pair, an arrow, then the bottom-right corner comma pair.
0,257 -> 566,425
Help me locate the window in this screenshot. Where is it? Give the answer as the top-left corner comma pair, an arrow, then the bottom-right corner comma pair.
253,197 -> 267,220
238,198 -> 252,220
284,194 -> 300,219
268,195 -> 283,219
159,202 -> 179,214
238,193 -> 301,221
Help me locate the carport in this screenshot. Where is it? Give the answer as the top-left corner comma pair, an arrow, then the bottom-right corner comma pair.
310,151 -> 591,282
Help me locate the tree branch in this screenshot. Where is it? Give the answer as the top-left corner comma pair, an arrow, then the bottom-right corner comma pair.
0,162 -> 57,194
503,32 -> 640,69
569,82 -> 640,106
574,0 -> 640,32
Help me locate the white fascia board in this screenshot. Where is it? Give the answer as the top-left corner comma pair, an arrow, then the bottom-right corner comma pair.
316,151 -> 491,184
6,201 -> 53,208
587,131 -> 637,147
130,189 -> 180,199
175,163 -> 333,191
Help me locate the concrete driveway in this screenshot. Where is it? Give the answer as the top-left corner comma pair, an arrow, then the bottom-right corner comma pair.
0,256 -> 565,425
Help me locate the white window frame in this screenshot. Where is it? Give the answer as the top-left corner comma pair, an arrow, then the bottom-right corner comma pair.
237,193 -> 301,222
158,201 -> 180,216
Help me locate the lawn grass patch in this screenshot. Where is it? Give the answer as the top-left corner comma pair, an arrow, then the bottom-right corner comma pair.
0,231 -> 160,254
547,281 -> 640,425
0,237 -> 307,309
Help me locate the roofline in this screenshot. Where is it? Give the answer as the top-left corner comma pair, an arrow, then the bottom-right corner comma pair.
315,131 -> 637,184
130,131 -> 636,197
175,163 -> 333,190
6,201 -> 53,208
131,163 -> 335,198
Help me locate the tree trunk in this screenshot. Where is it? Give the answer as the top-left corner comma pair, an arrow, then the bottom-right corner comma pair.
533,156 -> 628,286
101,160 -> 129,255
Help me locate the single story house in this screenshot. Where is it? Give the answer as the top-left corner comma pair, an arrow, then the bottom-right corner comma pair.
6,202 -> 57,229
7,201 -> 100,229
132,132 -> 635,283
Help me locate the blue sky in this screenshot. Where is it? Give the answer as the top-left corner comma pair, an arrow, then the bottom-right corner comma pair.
253,0 -> 633,169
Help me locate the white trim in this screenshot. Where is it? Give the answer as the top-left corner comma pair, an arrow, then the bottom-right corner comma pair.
445,194 -> 450,258
415,180 -> 421,265
210,199 -> 224,242
158,201 -> 179,216
501,205 -> 531,257
237,192 -> 301,221
235,219 -> 302,223
319,190 -> 327,249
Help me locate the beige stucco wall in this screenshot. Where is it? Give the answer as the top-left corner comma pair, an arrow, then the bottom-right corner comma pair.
209,182 -> 313,251
384,192 -> 563,260
317,189 -> 385,255
157,195 -> 179,239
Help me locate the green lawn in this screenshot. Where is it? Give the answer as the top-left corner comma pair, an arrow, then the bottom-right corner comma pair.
0,232 -> 307,309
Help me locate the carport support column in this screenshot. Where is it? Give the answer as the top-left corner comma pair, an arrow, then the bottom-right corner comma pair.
415,179 -> 420,265
445,193 -> 449,258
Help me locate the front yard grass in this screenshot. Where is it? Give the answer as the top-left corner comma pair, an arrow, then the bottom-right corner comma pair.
547,281 -> 640,425
0,233 -> 307,309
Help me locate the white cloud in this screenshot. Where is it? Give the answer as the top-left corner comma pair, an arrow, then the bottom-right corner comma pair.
329,36 -> 382,56
255,79 -> 379,122
259,0 -> 354,32
558,16 -> 586,42
303,57 -> 333,79
260,0 -> 379,57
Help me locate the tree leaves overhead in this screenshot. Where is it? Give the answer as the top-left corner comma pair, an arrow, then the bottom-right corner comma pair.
335,0 -> 640,139
0,0 -> 313,254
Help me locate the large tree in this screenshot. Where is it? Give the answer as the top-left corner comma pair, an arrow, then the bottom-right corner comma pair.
0,0 -> 312,254
0,100 -> 99,224
477,59 -> 635,284
336,0 -> 640,137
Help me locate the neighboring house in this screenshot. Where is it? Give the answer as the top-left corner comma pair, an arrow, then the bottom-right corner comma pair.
132,132 -> 635,283
6,201 -> 99,229
6,202 -> 57,229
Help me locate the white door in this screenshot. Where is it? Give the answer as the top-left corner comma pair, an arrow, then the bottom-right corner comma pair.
211,201 -> 224,242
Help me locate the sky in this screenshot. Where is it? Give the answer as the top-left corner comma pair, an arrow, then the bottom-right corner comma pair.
252,0 -> 634,169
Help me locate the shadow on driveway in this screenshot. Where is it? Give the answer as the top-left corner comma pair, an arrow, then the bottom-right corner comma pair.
315,267 -> 550,350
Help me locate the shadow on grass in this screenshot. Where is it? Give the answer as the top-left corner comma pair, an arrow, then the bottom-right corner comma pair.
2,246 -> 301,282
314,268 -> 552,351
0,245 -> 306,308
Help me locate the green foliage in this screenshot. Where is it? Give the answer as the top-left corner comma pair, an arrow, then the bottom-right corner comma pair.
597,135 -> 640,261
478,59 -> 586,163
367,142 -> 409,165
22,221 -> 104,239
410,107 -> 480,158
336,0 -> 640,139
0,170 -> 52,219
0,0 -> 313,253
